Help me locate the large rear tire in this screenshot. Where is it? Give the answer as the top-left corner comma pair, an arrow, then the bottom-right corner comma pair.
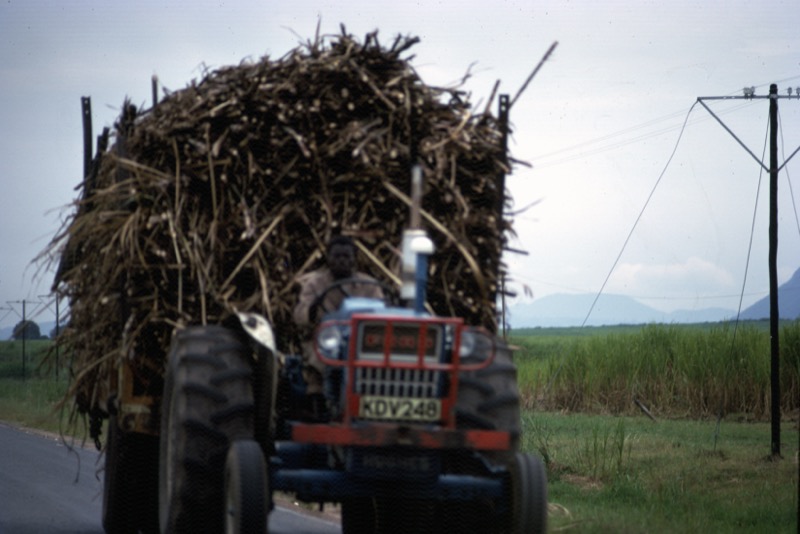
159,325 -> 255,533
453,338 -> 526,533
456,339 -> 521,461
102,415 -> 159,533
224,439 -> 268,534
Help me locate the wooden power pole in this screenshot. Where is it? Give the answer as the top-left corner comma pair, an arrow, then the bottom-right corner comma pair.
697,83 -> 800,458
767,84 -> 780,458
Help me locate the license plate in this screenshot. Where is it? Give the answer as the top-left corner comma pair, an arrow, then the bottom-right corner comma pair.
359,396 -> 441,421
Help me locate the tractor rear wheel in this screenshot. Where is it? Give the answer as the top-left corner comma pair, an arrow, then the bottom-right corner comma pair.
456,339 -> 521,461
159,325 -> 256,533
453,338 -> 531,533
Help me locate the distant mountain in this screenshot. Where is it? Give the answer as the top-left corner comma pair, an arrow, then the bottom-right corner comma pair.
739,267 -> 800,320
507,268 -> 800,328
3,271 -> 795,336
506,293 -> 736,328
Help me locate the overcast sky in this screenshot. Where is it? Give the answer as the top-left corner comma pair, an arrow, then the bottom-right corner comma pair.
2,0 -> 799,329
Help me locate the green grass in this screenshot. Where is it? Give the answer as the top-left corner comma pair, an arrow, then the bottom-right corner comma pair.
509,322 -> 799,531
0,339 -> 79,435
523,411 -> 798,533
0,339 -> 53,378
0,377 -> 72,433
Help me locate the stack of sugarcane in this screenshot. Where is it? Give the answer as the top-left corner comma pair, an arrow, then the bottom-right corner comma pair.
49,29 -> 517,412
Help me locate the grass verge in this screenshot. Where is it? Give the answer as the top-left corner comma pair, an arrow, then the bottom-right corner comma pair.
0,377 -> 85,438
525,411 -> 798,533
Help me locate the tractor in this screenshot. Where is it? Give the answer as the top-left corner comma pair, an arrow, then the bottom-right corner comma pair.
154,169 -> 548,533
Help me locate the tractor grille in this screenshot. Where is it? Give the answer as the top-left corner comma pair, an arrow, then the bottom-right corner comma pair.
354,368 -> 442,398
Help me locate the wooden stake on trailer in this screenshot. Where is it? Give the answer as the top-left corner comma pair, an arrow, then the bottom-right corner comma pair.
81,97 -> 92,186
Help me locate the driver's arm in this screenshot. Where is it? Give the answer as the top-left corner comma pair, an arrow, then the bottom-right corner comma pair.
360,275 -> 385,300
293,273 -> 321,326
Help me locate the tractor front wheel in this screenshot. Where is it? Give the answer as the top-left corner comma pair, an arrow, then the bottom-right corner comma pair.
508,452 -> 548,534
224,439 -> 268,534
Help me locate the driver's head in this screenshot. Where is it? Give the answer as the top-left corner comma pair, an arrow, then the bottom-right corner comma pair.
326,235 -> 356,279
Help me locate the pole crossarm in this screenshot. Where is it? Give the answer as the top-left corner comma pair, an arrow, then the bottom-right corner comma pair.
778,144 -> 800,172
697,95 -> 800,172
696,98 -> 769,172
5,301 -> 24,319
697,95 -> 799,101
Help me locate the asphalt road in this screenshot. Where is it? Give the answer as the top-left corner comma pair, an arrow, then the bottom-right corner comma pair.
0,423 -> 340,534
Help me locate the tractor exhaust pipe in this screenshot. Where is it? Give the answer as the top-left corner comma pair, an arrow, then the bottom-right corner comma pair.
400,165 -> 434,312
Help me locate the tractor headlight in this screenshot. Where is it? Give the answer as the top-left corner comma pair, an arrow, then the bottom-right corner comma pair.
459,330 -> 477,358
459,328 -> 494,362
317,325 -> 343,354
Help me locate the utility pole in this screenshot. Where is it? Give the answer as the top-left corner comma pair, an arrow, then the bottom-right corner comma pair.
697,83 -> 800,458
7,300 -> 28,381
21,300 -> 26,381
39,293 -> 62,380
767,84 -> 780,459
7,299 -> 45,381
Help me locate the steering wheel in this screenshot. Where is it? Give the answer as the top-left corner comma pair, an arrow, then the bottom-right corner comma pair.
309,277 -> 397,320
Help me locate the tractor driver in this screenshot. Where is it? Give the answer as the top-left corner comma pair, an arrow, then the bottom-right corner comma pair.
293,235 -> 384,398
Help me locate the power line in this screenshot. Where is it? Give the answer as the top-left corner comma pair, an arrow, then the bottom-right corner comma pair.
731,112 -> 770,325
530,101 -> 756,168
540,101 -> 699,395
578,102 -> 699,327
510,274 -> 769,302
527,75 -> 800,170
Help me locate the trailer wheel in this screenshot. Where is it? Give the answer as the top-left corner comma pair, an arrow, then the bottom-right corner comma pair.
224,440 -> 268,534
102,415 -> 159,534
508,452 -> 548,534
456,339 -> 521,461
159,325 -> 255,533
